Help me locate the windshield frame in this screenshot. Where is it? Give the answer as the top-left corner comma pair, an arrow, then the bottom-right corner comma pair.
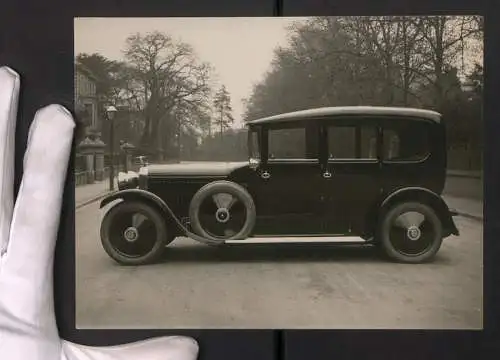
247,126 -> 261,164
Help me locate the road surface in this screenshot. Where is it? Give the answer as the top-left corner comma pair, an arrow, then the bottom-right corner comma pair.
75,201 -> 482,329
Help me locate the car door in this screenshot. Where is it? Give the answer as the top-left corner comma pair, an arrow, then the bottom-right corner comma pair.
320,118 -> 382,236
250,120 -> 326,236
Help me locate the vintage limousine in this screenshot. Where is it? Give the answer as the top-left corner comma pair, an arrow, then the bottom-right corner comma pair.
99,106 -> 459,265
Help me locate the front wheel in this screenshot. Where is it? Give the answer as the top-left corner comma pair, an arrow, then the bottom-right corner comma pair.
378,202 -> 443,264
100,201 -> 173,265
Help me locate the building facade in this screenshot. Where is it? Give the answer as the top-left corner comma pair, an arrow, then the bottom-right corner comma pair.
74,65 -> 99,133
74,64 -> 107,185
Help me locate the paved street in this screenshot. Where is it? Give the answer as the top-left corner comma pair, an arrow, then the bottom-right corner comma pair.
75,200 -> 482,330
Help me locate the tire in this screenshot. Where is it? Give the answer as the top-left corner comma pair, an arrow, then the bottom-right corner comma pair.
100,201 -> 173,265
189,180 -> 256,241
378,202 -> 443,264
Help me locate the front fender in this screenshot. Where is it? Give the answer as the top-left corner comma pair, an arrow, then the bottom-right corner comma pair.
100,189 -> 163,209
380,187 -> 459,237
99,189 -> 224,245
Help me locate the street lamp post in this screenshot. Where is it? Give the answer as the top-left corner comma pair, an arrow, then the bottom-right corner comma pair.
106,105 -> 118,191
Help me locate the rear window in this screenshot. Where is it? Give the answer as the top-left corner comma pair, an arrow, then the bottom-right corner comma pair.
382,121 -> 430,161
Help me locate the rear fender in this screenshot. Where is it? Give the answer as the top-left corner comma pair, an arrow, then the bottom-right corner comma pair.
370,187 -> 459,238
99,189 -> 223,245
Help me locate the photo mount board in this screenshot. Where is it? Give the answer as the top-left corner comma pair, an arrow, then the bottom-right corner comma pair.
0,0 -> 497,359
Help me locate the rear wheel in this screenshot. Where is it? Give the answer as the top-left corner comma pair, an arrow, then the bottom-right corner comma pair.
189,180 -> 256,242
100,201 -> 173,265
379,202 -> 443,263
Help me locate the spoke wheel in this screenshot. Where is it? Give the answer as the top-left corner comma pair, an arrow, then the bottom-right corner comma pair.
379,202 -> 443,263
100,201 -> 172,265
189,181 -> 256,241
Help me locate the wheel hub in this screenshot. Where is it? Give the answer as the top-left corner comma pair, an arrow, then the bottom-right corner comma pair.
123,227 -> 139,242
215,208 -> 230,223
406,225 -> 422,241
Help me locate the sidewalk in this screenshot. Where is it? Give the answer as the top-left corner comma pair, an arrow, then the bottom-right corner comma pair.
75,180 -> 116,208
443,195 -> 483,221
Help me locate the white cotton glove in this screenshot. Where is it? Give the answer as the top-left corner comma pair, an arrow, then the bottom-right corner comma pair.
0,66 -> 199,360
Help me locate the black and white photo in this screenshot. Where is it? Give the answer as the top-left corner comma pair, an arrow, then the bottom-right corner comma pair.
74,16 -> 483,329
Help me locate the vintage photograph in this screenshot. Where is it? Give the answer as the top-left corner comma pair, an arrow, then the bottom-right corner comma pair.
74,16 -> 483,329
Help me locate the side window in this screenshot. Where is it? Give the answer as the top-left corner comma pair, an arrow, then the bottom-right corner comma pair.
327,124 -> 377,160
360,126 -> 378,159
328,126 -> 355,159
382,122 -> 429,161
268,127 -> 307,159
383,129 -> 400,160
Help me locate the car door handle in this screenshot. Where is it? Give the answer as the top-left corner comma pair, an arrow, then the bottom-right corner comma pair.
261,170 -> 271,179
322,171 -> 332,179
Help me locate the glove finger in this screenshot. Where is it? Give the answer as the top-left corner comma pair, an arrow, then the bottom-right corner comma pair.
2,104 -> 74,326
0,67 -> 20,257
62,336 -> 199,360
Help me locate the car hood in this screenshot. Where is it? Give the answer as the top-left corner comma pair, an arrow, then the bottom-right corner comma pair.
146,161 -> 249,177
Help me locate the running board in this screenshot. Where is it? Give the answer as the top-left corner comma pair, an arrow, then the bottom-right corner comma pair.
225,236 -> 368,245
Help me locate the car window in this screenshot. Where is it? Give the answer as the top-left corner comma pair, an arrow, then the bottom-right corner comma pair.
382,122 -> 429,161
360,126 -> 378,159
327,125 -> 377,160
268,126 -> 311,159
249,130 -> 260,159
383,129 -> 400,159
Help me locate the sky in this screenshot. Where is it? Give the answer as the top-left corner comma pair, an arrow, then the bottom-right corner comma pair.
74,17 -> 308,128
74,17 -> 483,129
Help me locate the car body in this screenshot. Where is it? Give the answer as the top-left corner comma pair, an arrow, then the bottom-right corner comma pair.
99,106 -> 459,265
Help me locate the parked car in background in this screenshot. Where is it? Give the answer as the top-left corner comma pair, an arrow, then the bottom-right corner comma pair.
135,155 -> 148,167
99,106 -> 459,265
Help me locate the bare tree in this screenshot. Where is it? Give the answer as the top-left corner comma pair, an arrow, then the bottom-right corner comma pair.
122,31 -> 212,159
409,16 -> 482,109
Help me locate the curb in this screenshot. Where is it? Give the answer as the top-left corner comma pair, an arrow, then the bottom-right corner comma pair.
443,194 -> 483,222
446,171 -> 482,179
456,211 -> 483,222
75,192 -> 109,210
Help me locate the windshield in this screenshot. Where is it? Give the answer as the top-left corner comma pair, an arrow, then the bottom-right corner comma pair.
248,128 -> 260,160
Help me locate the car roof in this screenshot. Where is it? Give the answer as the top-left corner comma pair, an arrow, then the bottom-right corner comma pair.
246,106 -> 442,125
